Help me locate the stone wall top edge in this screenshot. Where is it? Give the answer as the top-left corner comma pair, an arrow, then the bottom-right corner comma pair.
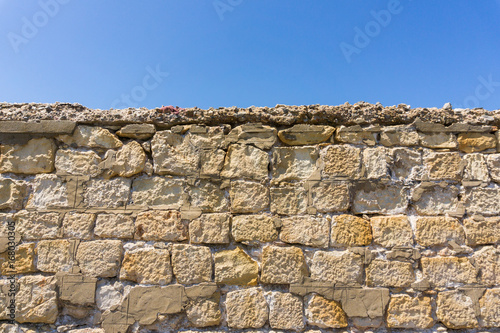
1,102 -> 500,127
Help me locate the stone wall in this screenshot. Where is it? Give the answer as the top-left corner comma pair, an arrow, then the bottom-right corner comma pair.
1,103 -> 500,333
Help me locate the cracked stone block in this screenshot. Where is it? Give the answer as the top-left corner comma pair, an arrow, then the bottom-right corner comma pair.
134,210 -> 187,242
281,215 -> 330,248
464,217 -> 500,246
472,246 -> 500,286
386,295 -> 435,329
305,294 -> 348,328
58,125 -> 122,149
131,176 -> 185,209
120,247 -> 172,285
321,145 -> 361,178
94,214 -> 135,239
310,250 -> 363,285
151,130 -> 199,176
352,183 -> 408,214
83,178 -> 131,208
419,132 -> 457,149
479,288 -> 500,327
363,147 -> 388,179
458,132 -> 497,153
261,245 -> 307,284
226,288 -> 268,329
220,144 -> 269,180
421,257 -> 477,287
26,174 -> 70,209
62,212 -> 95,240
272,147 -> 319,183
226,123 -> 277,149
0,178 -> 26,210
464,188 -> 500,215
265,291 -> 305,331
436,290 -> 478,329
189,213 -> 230,244
365,259 -> 415,288
0,243 -> 35,275
189,180 -> 229,212
186,298 -> 221,327
76,240 -> 122,277
14,211 -> 62,240
55,148 -> 102,177
57,273 -> 97,306
214,247 -> 258,286
310,182 -> 350,213
171,244 -> 212,284
36,239 -> 75,273
463,153 -> 490,182
0,138 -> 56,174
412,185 -> 460,215
330,214 -> 372,247
415,216 -> 465,246
231,214 -> 278,245
370,215 -> 413,247
278,124 -> 334,145
229,180 -> 269,213
270,184 -> 308,215
424,151 -> 464,180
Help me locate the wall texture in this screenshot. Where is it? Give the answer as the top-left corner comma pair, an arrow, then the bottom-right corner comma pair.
1,102 -> 500,333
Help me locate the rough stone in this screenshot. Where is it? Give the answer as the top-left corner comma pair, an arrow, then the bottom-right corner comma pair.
0,243 -> 35,275
464,216 -> 500,246
36,239 -> 75,273
102,141 -> 146,177
421,257 -> 477,287
231,214 -> 278,245
171,244 -> 212,284
57,273 -> 97,306
365,259 -> 415,288
221,144 -> 269,180
26,174 -> 70,209
270,184 -> 308,215
58,125 -> 123,149
463,153 -> 490,182
83,178 -> 131,208
120,247 -> 172,285
465,188 -> 500,215
116,124 -> 155,140
278,124 -> 334,145
333,287 -> 390,318
370,215 -> 413,247
261,245 -> 308,284
76,240 -> 122,277
0,120 -> 75,134
200,149 -> 226,177
352,183 -> 408,214
310,181 -> 350,212
186,125 -> 225,149
214,247 -> 258,286
11,275 -> 58,323
189,180 -> 228,212
62,212 -> 95,240
389,147 -> 423,180
305,294 -> 348,328
424,151 -> 464,180
151,130 -> 199,176
280,215 -> 330,248
55,148 -> 102,177
486,153 -> 500,182
330,214 -> 372,247
229,180 -> 269,213
225,288 -> 268,329
94,213 -> 135,239
0,178 -> 26,210
96,281 -> 126,311
436,290 -> 478,329
265,291 -> 304,331
135,210 -> 187,241
380,126 -> 419,146
189,213 -> 230,244
0,214 -> 17,253
458,132 -> 497,153
0,138 -> 56,174
479,288 -> 500,327
419,132 -> 457,149
310,251 -> 363,285
15,211 -> 62,240
412,184 -> 460,215
186,298 -> 221,327
363,147 -> 388,180
386,295 -> 435,329
321,144 -> 361,178
415,216 -> 465,246
130,176 -> 185,209
272,147 -> 318,182
226,123 -> 277,149
472,246 -> 500,286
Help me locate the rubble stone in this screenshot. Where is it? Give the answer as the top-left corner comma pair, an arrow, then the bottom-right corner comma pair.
226,288 -> 268,329
94,214 -> 135,239
278,124 -> 334,145
266,291 -> 305,331
479,288 -> 500,327
0,138 -> 56,174
130,176 -> 185,209
310,182 -> 350,212
270,184 -> 308,215
83,178 -> 131,208
419,132 -> 457,149
370,215 -> 413,247
464,216 -> 500,246
424,151 -> 463,180
464,188 -> 500,215
58,125 -> 122,149
415,216 -> 465,246
189,213 -> 230,244
386,295 -> 435,329
62,212 -> 95,240
281,215 -> 329,248
310,251 -> 363,285
120,247 -> 172,285
214,247 -> 258,286
421,257 -> 477,287
151,130 -> 199,176
305,294 -> 348,328
458,132 -> 497,153
436,290 -> 478,329
229,180 -> 269,213
0,243 -> 35,275
365,259 -> 415,288
231,214 -> 278,244
76,240 -> 122,277
36,239 -> 75,273
261,245 -> 308,284
330,214 -> 372,247
171,244 -> 212,284
352,183 -> 408,214
135,210 -> 187,241
0,178 -> 25,210
472,246 -> 500,286
221,144 -> 269,180
55,148 -> 102,177
321,145 -> 361,178
272,147 -> 318,182
226,123 -> 277,149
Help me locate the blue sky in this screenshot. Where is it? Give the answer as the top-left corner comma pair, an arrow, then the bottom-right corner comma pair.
1,0 -> 499,110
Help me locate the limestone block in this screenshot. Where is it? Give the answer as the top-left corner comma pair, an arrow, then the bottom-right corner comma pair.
220,144 -> 269,180
36,239 -> 75,273
102,141 -> 146,177
486,154 -> 500,182
321,144 -> 361,178
200,149 -> 225,177
131,176 -> 185,209
330,214 -> 372,247
389,147 -> 422,180
116,123 -> 155,140
186,125 -> 225,149
436,290 -> 478,329
424,151 -> 464,180
386,295 -> 435,329
479,288 -> 500,327
0,214 -> 17,253
151,130 -> 199,176
0,120 -> 75,134
305,294 -> 348,328
419,132 -> 457,149
94,213 -> 135,239
380,126 -> 419,146
171,244 -> 212,284
261,245 -> 307,284
352,183 -> 408,214
120,247 -> 172,285
363,147 -> 387,179
415,216 -> 465,246
226,123 -> 277,149
14,211 -> 62,240
83,178 -> 131,208
189,180 -> 228,212
463,153 -> 490,182
69,329 -> 105,333
135,210 -> 187,242
214,247 -> 258,286
229,180 -> 269,213
270,184 -> 307,215
56,273 -> 97,306
76,240 -> 122,277
332,287 -> 390,318
370,215 -> 413,247
421,257 -> 477,287
412,185 -> 460,215
55,148 -> 102,177
186,298 -> 221,327
231,214 -> 278,244
278,124 -> 334,145
310,181 -> 350,212
0,138 -> 56,174
335,126 -> 377,146
458,132 -> 497,153
272,147 -> 318,182
57,125 -> 123,149
189,213 -> 230,244
265,291 -> 304,331
0,243 -> 35,275
365,259 -> 415,288
280,215 -> 329,248
464,188 -> 500,215
13,275 -> 58,323
26,174 -> 70,209
96,281 -> 127,311
472,246 -> 500,286
226,288 -> 268,329
310,251 -> 363,285
62,212 -> 95,240
0,178 -> 25,210
464,217 -> 500,246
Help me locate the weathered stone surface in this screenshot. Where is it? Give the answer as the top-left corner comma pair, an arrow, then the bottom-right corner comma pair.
68,329 -> 105,333
458,132 -> 497,153
186,298 -> 221,327
424,151 -> 463,180
116,124 -> 155,140
189,180 -> 228,212
0,120 -> 75,134
58,125 -> 123,149
214,247 -> 258,285
480,288 -> 500,327
120,247 -> 172,285
412,184 -> 460,215
419,132 -> 457,149
278,124 -> 334,145
226,123 -> 276,149
13,275 -> 58,323
333,287 -> 390,318
171,244 -> 212,284
380,126 -> 419,146
221,144 -> 269,180
352,183 -> 408,214
229,180 -> 269,213
0,214 -> 17,253
464,217 -> 500,246
389,147 -> 422,180
57,273 -> 97,306
465,188 -> 500,215
102,141 -> 146,177
151,130 -> 199,176
62,212 -> 95,240
94,213 -> 135,239
83,178 -> 131,208
272,147 -> 318,182
15,211 -> 62,240
55,148 -> 102,177
463,153 -> 490,182
472,246 -> 500,286
26,174 -> 70,209
226,288 -> 268,329
310,181 -> 350,212
131,176 -> 185,208
280,215 -> 329,248
310,251 -> 363,285
335,125 -> 378,145
36,239 -> 75,273
487,153 -> 500,182
305,294 -> 348,328
231,214 -> 278,244
96,281 -> 127,311
186,125 -> 225,149
415,216 -> 465,246
0,178 -> 25,210
321,145 -> 361,178
76,240 -> 122,277
370,215 -> 413,247
421,257 -> 477,287
270,184 -> 307,215
386,295 -> 435,329
135,210 -> 187,241
366,259 -> 414,288
189,213 -> 230,244
0,243 -> 35,275
265,291 -> 304,331
436,290 -> 478,329
200,149 -> 225,177
0,138 -> 56,174
330,214 -> 372,247
261,245 -> 307,284
363,147 -> 387,179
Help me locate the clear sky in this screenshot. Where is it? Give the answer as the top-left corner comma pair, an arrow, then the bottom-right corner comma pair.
1,0 -> 499,110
